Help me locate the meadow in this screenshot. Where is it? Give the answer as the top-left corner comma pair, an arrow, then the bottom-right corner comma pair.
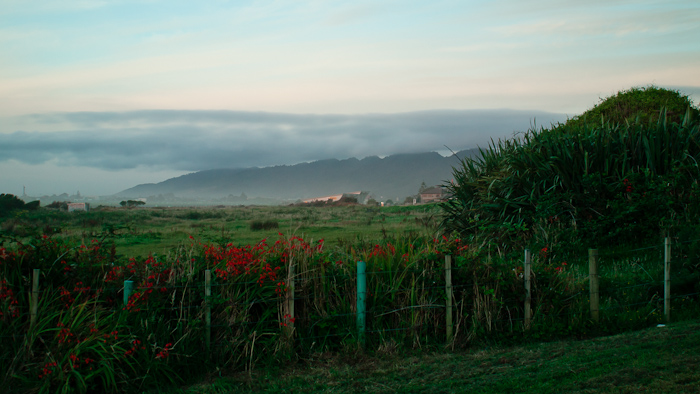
2,203 -> 440,258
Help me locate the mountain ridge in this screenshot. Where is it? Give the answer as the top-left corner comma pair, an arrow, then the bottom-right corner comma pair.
116,150 -> 479,202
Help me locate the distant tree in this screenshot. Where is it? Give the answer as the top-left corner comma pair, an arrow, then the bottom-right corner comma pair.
0,194 -> 26,217
24,200 -> 40,210
418,182 -> 428,193
385,199 -> 394,206
120,200 -> 145,208
366,198 -> 378,206
339,196 -> 358,204
47,201 -> 68,210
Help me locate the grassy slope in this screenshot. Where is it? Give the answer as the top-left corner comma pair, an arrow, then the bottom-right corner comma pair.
180,319 -> 700,394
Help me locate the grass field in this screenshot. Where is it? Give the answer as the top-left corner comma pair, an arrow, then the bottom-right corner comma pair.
2,203 -> 441,258
178,319 -> 700,394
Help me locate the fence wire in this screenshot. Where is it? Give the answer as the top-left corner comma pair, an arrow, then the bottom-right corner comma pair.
2,237 -> 699,354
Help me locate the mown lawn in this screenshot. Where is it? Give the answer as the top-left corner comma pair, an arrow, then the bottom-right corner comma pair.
177,319 -> 700,394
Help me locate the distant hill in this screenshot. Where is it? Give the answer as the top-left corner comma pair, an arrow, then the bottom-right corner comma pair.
115,150 -> 480,202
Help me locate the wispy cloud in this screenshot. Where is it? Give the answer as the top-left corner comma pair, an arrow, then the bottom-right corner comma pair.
1,109 -> 567,172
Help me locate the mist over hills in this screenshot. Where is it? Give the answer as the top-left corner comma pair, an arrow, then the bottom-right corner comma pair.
116,150 -> 480,203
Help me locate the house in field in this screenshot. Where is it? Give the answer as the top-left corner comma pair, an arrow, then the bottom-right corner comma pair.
67,202 -> 89,212
303,191 -> 370,204
419,186 -> 446,203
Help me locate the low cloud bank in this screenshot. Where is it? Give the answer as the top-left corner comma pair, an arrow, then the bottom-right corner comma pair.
1,109 -> 567,171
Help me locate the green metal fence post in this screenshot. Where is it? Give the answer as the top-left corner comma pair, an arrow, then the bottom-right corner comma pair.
124,280 -> 134,307
357,261 -> 366,346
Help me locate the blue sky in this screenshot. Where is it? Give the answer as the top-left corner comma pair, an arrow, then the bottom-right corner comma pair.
1,0 -> 699,196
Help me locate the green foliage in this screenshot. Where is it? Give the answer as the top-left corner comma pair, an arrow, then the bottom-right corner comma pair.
0,207 -> 700,392
249,220 -> 279,231
564,85 -> 698,128
120,200 -> 146,208
0,194 -> 39,217
1,202 -> 698,392
441,87 -> 700,252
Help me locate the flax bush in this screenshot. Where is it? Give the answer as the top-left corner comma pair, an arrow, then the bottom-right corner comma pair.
441,87 -> 700,254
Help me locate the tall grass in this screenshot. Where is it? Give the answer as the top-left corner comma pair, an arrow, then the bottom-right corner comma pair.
442,109 -> 700,252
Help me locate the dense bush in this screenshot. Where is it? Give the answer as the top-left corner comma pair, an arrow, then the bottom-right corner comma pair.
249,219 -> 280,231
441,87 -> 700,254
0,194 -> 39,217
564,85 -> 699,128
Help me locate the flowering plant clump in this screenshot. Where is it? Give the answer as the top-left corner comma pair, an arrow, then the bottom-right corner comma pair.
37,361 -> 58,380
113,255 -> 174,312
280,314 -> 296,327
0,279 -> 19,320
124,339 -> 145,357
155,342 -> 173,359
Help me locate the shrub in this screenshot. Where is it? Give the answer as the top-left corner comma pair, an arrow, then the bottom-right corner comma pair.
440,86 -> 700,253
249,219 -> 279,231
0,194 -> 39,217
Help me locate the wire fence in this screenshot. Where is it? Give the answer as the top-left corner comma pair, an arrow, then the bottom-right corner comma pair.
2,236 -> 699,355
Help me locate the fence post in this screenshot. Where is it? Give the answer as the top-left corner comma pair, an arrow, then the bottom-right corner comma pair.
524,249 -> 532,329
445,255 -> 453,343
30,269 -> 40,329
124,280 -> 134,307
205,269 -> 212,356
589,249 -> 599,322
356,261 -> 366,346
286,256 -> 295,342
664,237 -> 671,323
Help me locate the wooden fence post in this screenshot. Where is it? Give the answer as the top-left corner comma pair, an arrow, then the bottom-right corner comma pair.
205,269 -> 212,356
524,249 -> 532,329
124,280 -> 134,307
356,261 -> 366,346
664,237 -> 671,323
589,249 -> 599,322
286,256 -> 295,342
445,255 -> 453,343
30,269 -> 40,329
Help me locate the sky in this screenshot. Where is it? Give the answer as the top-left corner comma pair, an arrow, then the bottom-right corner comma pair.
1,0 -> 699,196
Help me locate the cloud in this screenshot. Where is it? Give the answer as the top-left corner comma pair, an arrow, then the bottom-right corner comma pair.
0,109 -> 567,172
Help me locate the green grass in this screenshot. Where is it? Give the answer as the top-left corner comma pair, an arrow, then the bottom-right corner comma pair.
2,204 -> 440,258
178,319 -> 700,394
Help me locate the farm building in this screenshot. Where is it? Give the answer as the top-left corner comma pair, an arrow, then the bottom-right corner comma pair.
303,191 -> 369,204
419,187 -> 446,203
67,203 -> 89,212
